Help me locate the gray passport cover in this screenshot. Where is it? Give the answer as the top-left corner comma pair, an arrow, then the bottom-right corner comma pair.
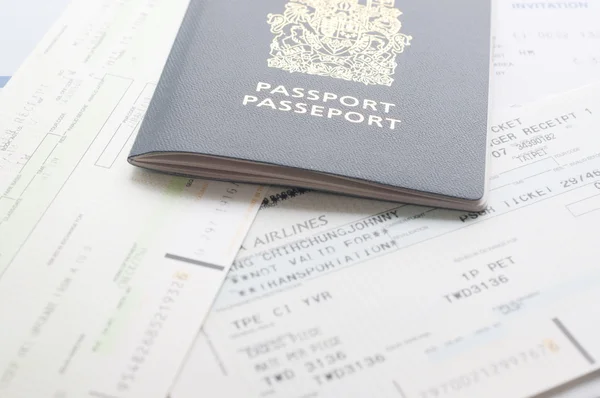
129,0 -> 492,203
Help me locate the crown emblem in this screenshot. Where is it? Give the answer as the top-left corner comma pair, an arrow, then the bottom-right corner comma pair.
267,0 -> 412,86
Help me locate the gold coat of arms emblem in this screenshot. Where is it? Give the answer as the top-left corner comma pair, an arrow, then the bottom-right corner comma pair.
267,0 -> 412,86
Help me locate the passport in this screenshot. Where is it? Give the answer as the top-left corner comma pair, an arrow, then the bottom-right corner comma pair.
128,0 -> 493,211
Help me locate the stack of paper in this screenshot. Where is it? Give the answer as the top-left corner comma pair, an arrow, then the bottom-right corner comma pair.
0,0 -> 71,91
0,1 -> 265,397
1,0 -> 600,398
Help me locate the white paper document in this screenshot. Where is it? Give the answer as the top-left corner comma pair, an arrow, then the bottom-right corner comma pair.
0,0 -> 71,89
540,372 -> 600,398
0,0 -> 265,397
492,0 -> 600,108
171,83 -> 600,398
